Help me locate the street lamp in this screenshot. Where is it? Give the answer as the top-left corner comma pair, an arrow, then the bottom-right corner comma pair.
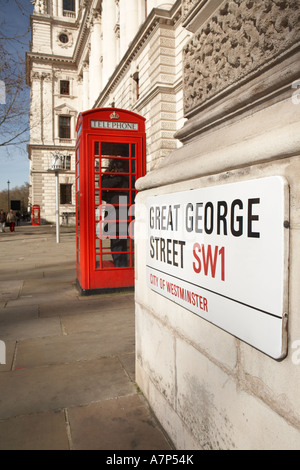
48,152 -> 64,243
7,180 -> 10,212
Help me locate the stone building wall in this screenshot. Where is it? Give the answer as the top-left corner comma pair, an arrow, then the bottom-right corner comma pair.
135,0 -> 300,449
94,2 -> 190,171
27,0 -> 186,223
27,1 -> 79,223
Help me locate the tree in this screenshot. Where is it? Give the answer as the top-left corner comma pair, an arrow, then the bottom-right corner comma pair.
0,0 -> 31,148
0,182 -> 29,214
0,44 -> 29,148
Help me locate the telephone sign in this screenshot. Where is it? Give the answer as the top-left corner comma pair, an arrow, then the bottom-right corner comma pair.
91,120 -> 139,131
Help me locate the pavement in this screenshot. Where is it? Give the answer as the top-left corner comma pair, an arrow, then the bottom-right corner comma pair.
0,223 -> 173,450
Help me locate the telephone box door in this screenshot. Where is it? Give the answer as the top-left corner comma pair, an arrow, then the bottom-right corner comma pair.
32,205 -> 40,226
76,108 -> 146,294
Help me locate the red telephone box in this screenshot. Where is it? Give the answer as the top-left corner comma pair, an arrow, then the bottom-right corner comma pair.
75,108 -> 146,295
32,205 -> 40,226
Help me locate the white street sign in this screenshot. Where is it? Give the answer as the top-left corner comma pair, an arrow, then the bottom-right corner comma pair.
146,177 -> 289,359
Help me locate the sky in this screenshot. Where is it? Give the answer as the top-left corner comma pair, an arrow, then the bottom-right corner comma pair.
0,0 -> 34,192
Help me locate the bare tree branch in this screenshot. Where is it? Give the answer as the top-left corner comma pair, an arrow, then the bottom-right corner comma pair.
0,2 -> 31,148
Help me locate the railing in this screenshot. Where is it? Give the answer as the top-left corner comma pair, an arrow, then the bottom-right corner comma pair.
63,10 -> 76,18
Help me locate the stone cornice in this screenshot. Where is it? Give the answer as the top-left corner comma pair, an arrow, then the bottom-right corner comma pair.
26,52 -> 76,85
182,0 -> 224,32
182,0 -> 300,116
136,95 -> 300,192
28,144 -> 75,152
30,170 -> 75,175
31,13 -> 77,29
177,48 -> 300,144
133,80 -> 183,113
27,52 -> 75,65
72,0 -> 93,68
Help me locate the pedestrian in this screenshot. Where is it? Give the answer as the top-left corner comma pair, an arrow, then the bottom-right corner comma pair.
6,209 -> 17,232
16,211 -> 21,226
0,210 -> 6,232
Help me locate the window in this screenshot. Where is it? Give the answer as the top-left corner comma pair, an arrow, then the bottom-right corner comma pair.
60,184 -> 72,205
63,0 -> 75,12
60,80 -> 70,95
59,33 -> 69,44
59,116 -> 71,139
62,155 -> 71,170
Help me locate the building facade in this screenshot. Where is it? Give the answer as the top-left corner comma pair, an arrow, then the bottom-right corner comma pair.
27,0 -> 300,450
26,0 -> 190,223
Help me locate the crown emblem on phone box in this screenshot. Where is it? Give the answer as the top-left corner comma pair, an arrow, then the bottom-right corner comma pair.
110,111 -> 120,120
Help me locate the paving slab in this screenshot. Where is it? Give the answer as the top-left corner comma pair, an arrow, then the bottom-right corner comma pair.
39,299 -> 99,317
68,395 -> 172,450
21,278 -> 74,296
6,285 -> 77,307
0,304 -> 39,322
0,268 -> 44,281
0,409 -> 70,450
0,357 -> 136,420
0,316 -> 62,341
43,268 -> 76,281
39,299 -> 88,317
60,308 -> 134,335
39,292 -> 134,318
77,292 -> 134,306
0,340 -> 16,372
118,352 -> 135,382
15,331 -> 134,369
0,281 -> 23,301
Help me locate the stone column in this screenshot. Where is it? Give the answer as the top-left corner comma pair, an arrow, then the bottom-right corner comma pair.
138,0 -> 146,24
30,72 -> 42,143
77,75 -> 83,112
33,0 -> 47,14
41,72 -> 53,145
89,10 -> 102,105
57,0 -> 63,16
119,0 -> 139,59
102,0 -> 117,86
82,62 -> 89,110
